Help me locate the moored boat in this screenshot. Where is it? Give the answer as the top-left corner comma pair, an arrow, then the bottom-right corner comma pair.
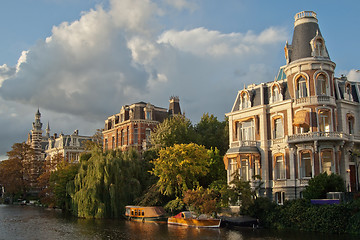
168,211 -> 221,228
124,206 -> 168,223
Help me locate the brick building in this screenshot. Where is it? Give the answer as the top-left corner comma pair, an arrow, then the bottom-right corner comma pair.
102,97 -> 181,152
224,11 -> 360,204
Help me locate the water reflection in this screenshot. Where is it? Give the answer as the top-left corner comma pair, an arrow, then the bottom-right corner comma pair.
0,205 -> 358,240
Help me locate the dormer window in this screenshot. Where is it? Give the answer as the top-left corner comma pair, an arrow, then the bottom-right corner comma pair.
271,84 -> 282,103
316,74 -> 328,96
296,76 -> 308,99
240,91 -> 250,110
344,83 -> 353,101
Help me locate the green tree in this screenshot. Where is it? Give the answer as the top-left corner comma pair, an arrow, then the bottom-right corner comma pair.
50,160 -> 79,211
151,143 -> 210,199
194,113 -> 229,155
150,115 -> 196,148
199,148 -> 226,188
302,172 -> 345,200
71,147 -> 152,218
221,172 -> 255,212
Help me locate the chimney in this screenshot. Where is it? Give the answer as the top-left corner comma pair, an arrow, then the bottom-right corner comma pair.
168,96 -> 181,116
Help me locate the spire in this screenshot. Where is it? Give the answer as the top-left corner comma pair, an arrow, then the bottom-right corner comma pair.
46,121 -> 50,137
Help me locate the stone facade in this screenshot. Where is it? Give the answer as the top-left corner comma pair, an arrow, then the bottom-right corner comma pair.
45,130 -> 92,166
102,97 -> 181,152
27,110 -> 92,172
224,11 -> 360,204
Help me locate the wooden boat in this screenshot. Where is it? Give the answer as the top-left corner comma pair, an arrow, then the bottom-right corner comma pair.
124,206 -> 168,223
168,211 -> 221,228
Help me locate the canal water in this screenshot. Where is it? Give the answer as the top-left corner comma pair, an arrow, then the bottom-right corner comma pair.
0,204 -> 357,240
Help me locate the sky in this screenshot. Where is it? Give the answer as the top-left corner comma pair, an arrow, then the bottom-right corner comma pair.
1,0 -> 360,160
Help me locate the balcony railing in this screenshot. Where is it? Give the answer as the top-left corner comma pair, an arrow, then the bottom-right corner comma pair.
294,96 -> 335,106
288,132 -> 350,143
230,140 -> 260,148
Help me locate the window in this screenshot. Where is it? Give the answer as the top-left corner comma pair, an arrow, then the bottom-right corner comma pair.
104,139 -> 108,150
275,155 -> 285,180
134,126 -> 138,144
253,158 -> 261,178
126,127 -> 129,145
146,111 -> 151,120
146,128 -> 151,142
238,120 -> 254,141
121,130 -> 124,146
275,192 -> 285,205
240,156 -> 249,181
296,76 -> 308,98
229,158 -> 237,180
321,150 -> 332,174
319,111 -> 330,132
345,84 -> 353,101
112,137 -> 115,149
348,116 -> 355,134
316,74 -> 327,96
274,118 -> 283,139
240,92 -> 250,109
273,86 -> 280,102
300,152 -> 312,178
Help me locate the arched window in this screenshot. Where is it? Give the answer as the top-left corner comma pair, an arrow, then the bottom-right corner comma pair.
316,74 -> 327,96
345,83 -> 353,101
300,151 -> 312,178
240,91 -> 250,109
296,76 -> 308,98
271,84 -> 281,103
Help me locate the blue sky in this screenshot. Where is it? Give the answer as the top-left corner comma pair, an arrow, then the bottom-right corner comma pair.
0,0 -> 359,159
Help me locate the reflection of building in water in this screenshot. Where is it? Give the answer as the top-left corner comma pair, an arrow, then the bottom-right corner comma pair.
102,97 -> 181,152
224,11 -> 360,204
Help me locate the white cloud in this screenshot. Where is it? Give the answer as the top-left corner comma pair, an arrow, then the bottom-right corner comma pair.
163,0 -> 198,11
0,0 -> 288,156
157,27 -> 287,57
347,69 -> 360,82
0,64 -> 16,87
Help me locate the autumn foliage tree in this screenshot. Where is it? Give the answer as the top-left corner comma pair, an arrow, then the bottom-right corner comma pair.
183,187 -> 219,216
0,142 -> 35,199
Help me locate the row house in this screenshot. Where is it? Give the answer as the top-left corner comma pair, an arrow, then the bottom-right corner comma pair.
102,97 -> 181,152
224,11 -> 360,204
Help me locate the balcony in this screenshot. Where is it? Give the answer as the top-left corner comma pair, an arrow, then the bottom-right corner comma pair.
288,132 -> 349,143
294,95 -> 336,107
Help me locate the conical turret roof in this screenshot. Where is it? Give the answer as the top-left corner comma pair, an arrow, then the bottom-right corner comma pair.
287,11 -> 330,63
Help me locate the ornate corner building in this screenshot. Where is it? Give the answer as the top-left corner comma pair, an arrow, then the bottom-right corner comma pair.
224,11 -> 359,204
102,97 -> 181,152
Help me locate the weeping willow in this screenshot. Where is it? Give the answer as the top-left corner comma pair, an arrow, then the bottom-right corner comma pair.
70,146 -> 151,218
